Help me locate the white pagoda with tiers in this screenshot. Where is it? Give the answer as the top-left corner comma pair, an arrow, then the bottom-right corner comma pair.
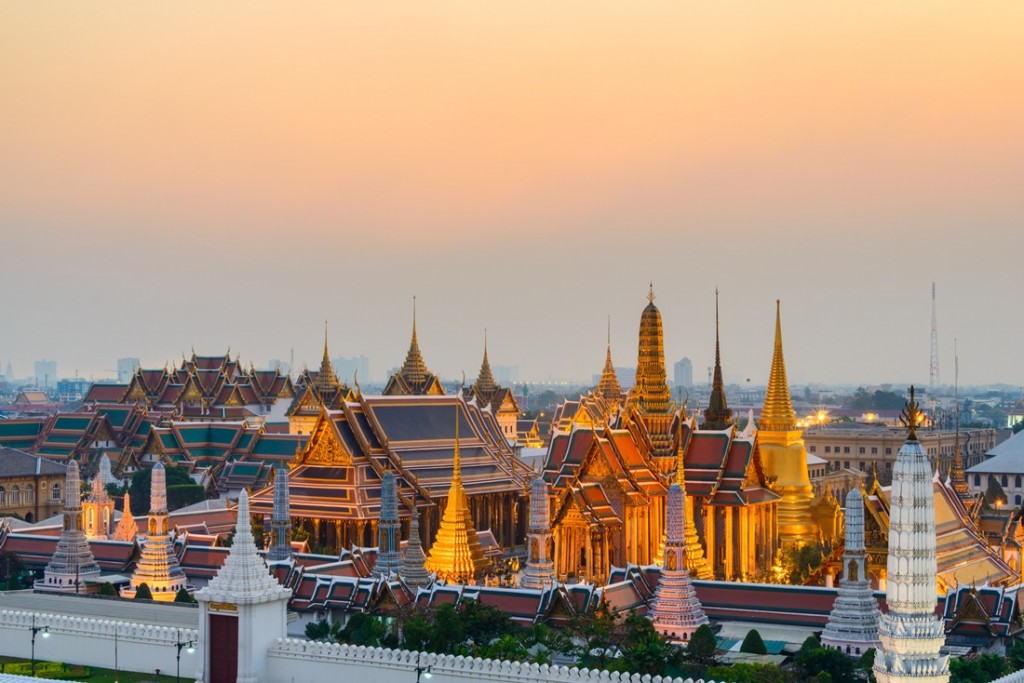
195,489 -> 291,683
121,462 -> 189,600
649,470 -> 708,642
521,475 -> 556,589
874,387 -> 949,683
821,487 -> 881,656
37,460 -> 101,593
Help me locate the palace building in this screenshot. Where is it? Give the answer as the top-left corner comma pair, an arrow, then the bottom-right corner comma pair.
383,300 -> 445,396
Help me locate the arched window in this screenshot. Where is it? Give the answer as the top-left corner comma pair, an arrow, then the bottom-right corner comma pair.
52,484 -> 61,501
1016,495 -> 1021,506
975,474 -> 981,486
0,487 -> 6,506
11,486 -> 20,505
25,485 -> 34,503
1002,475 -> 1009,487
1016,476 -> 1021,489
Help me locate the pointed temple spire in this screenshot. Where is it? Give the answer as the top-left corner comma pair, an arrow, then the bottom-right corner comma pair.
375,470 -> 403,577
83,470 -> 115,540
424,405 -> 487,583
649,476 -> 709,642
267,465 -> 293,563
597,316 -> 623,400
949,341 -> 969,498
38,460 -> 102,593
760,300 -> 796,431
473,330 -> 498,403
521,475 -> 556,589
112,491 -> 139,542
385,296 -> 445,395
757,300 -> 816,548
672,432 -> 712,579
874,386 -> 949,683
199,489 -> 292,603
315,320 -> 340,396
703,288 -> 733,430
121,462 -> 190,600
822,488 -> 881,655
401,507 -> 431,587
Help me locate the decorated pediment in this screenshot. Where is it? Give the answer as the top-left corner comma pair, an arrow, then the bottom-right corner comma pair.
126,377 -> 148,403
297,409 -> 353,467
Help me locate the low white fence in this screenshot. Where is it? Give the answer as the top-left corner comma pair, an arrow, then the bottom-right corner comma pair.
0,609 -> 202,679
267,639 -> 716,683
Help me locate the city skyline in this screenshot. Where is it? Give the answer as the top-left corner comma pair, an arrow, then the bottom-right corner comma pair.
2,2 -> 1022,386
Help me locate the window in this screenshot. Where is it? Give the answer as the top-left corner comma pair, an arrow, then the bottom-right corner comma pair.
0,487 -> 5,506
1002,475 -> 1009,487
25,485 -> 33,503
844,461 -> 850,469
52,484 -> 61,501
859,447 -> 865,454
859,462 -> 865,471
825,446 -> 831,453
1016,495 -> 1022,506
872,447 -> 878,454
1017,476 -> 1022,489
844,446 -> 850,454
11,486 -> 20,505
975,474 -> 981,486
885,448 -> 892,455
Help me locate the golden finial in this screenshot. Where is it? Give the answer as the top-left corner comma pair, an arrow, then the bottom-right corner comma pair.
648,282 -> 655,304
607,314 -> 611,348
453,404 -> 462,485
900,385 -> 922,440
675,434 -> 686,486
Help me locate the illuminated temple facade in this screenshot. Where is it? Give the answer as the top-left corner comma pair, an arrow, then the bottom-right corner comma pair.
543,289 -> 781,584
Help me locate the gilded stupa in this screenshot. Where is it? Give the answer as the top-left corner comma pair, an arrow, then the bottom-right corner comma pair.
757,300 -> 815,548
121,462 -> 189,600
631,284 -> 675,460
383,297 -> 446,396
423,407 -> 487,583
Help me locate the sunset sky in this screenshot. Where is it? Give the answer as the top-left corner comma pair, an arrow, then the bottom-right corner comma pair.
2,2 -> 1023,386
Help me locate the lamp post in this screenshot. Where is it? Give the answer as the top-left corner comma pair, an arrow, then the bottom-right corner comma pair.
414,652 -> 432,682
30,614 -> 50,676
113,624 -> 119,683
175,629 -> 195,683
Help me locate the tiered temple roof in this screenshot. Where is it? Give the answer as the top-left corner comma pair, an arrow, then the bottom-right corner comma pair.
383,300 -> 445,396
703,290 -> 732,430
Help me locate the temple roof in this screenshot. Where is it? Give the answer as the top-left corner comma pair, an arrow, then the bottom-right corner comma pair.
703,290 -> 732,430
631,284 -> 671,415
384,299 -> 445,397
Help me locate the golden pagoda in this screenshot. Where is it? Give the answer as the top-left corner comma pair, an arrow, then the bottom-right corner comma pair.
631,284 -> 675,461
423,407 -> 487,583
757,300 -> 815,548
315,322 -> 342,397
596,317 -> 623,400
384,297 -> 446,396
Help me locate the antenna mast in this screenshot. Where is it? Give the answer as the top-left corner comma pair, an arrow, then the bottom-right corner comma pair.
930,282 -> 940,396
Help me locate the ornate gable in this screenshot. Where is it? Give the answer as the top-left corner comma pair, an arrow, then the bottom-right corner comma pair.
125,376 -> 148,404
297,409 -> 353,467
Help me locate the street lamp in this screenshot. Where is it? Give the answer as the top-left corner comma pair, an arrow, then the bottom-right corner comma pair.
414,652 -> 433,682
175,629 -> 195,683
30,614 -> 50,676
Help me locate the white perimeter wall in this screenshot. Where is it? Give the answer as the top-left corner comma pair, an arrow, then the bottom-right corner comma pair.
267,639 -> 716,683
0,609 -> 201,679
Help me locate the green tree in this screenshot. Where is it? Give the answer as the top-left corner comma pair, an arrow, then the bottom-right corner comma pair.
615,615 -> 682,676
304,619 -> 341,642
482,634 -> 529,662
739,629 -> 767,655
402,613 -> 431,651
128,465 -> 206,514
1008,639 -> 1024,671
706,663 -> 785,683
567,599 -> 623,670
174,587 -> 195,603
429,604 -> 465,654
339,612 -> 385,647
687,624 -> 718,664
950,655 -> 1009,683
0,551 -> 29,590
460,599 -> 517,645
794,637 -> 855,683
99,582 -> 117,597
134,583 -> 153,600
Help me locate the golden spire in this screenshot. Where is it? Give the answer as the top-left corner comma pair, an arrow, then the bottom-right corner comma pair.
950,340 -> 968,497
648,281 -> 655,304
900,386 -> 922,441
473,329 -> 497,402
400,296 -> 432,389
316,320 -> 340,396
760,300 -> 797,432
703,288 -> 733,429
423,404 -> 487,583
675,426 -> 686,486
597,315 -> 622,399
633,284 -> 671,415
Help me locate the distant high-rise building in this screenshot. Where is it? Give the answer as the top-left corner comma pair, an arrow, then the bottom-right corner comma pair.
116,357 -> 139,383
333,355 -> 370,385
268,358 -> 291,376
5,360 -> 12,381
34,359 -> 57,388
674,357 -> 693,388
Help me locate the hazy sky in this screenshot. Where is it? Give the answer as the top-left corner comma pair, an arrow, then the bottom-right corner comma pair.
2,2 -> 1023,386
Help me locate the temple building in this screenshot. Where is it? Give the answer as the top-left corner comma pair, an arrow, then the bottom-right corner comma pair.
374,470 -> 403,577
121,462 -> 190,600
37,460 -> 102,593
521,475 -> 556,589
424,418 -> 487,582
756,301 -> 817,548
383,300 -> 445,396
249,394 -> 531,557
821,488 -> 881,656
874,389 -> 950,683
629,285 -> 675,462
288,326 -> 353,435
466,334 -> 520,442
649,473 -> 708,642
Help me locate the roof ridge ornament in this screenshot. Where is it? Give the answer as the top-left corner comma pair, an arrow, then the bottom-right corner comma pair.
900,385 -> 922,441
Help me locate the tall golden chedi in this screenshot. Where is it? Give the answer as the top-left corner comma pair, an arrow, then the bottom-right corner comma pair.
757,301 -> 816,548
424,406 -> 487,583
631,284 -> 675,462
